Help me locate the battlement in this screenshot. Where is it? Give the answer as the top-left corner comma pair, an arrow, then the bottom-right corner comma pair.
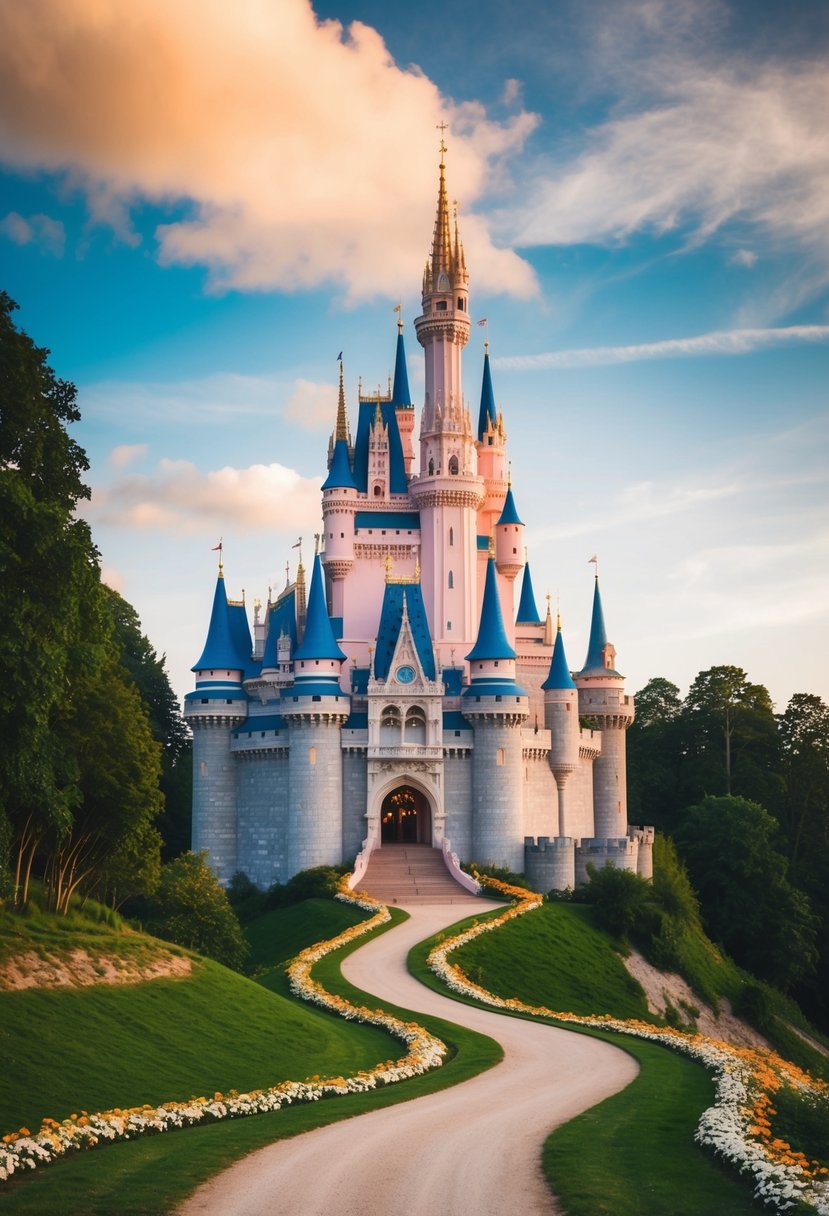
524,835 -> 575,893
575,835 -> 639,886
630,824 -> 655,880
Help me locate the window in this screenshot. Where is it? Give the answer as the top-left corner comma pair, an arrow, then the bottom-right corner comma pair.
437,300 -> 447,311
449,526 -> 454,546
448,455 -> 459,475
312,695 -> 321,702
428,458 -> 434,475
497,748 -> 505,766
380,705 -> 401,746
405,706 -> 426,745
457,297 -> 465,310
374,485 -> 382,497
448,570 -> 454,589
309,747 -> 316,766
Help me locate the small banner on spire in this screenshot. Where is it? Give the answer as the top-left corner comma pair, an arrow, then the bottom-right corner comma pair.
476,318 -> 488,326
336,351 -> 342,362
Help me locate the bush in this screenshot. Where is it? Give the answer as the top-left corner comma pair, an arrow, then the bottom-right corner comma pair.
226,871 -> 266,924
582,864 -> 652,943
147,852 -> 249,971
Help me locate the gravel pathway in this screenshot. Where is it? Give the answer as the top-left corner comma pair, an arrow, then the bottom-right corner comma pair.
178,901 -> 638,1216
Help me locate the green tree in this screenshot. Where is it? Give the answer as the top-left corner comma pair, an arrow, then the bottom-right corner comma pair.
148,852 -> 249,970
628,677 -> 684,830
681,666 -> 782,809
673,795 -> 817,991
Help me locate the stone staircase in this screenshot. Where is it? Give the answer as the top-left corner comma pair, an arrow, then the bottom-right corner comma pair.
356,844 -> 480,905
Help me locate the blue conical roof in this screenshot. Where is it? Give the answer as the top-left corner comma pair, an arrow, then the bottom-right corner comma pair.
497,485 -> 523,526
476,349 -> 497,440
293,555 -> 346,662
466,558 -> 516,662
391,328 -> 413,408
192,575 -> 244,672
516,562 -> 542,624
322,437 -> 357,491
542,624 -> 576,690
579,577 -> 618,675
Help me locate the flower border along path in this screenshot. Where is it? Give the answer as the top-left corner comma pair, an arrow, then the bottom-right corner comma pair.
0,888 -> 448,1185
428,873 -> 829,1216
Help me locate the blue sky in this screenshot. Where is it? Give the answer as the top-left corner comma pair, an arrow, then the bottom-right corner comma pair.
1,0 -> 827,711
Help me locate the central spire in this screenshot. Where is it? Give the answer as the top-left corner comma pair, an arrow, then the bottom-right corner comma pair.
430,139 -> 453,284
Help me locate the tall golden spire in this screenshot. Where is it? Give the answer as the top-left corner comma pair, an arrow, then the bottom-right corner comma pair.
335,356 -> 349,443
431,126 -> 453,281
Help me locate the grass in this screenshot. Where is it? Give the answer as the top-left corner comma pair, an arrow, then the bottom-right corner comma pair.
0,902 -> 502,1215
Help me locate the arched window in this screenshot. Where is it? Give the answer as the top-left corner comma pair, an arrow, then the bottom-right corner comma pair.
379,705 -> 401,746
373,484 -> 382,497
404,706 -> 427,745
448,455 -> 459,475
448,570 -> 454,589
449,526 -> 454,546
428,457 -> 435,476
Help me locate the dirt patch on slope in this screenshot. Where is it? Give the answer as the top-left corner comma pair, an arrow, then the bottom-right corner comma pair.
623,947 -> 771,1050
0,948 -> 192,990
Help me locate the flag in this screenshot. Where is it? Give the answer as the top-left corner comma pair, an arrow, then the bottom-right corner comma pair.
292,538 -> 302,549
393,303 -> 401,314
588,555 -> 597,564
476,317 -> 488,326
211,541 -> 222,552
336,351 -> 342,362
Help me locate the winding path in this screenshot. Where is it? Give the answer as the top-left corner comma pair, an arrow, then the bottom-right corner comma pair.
178,901 -> 639,1216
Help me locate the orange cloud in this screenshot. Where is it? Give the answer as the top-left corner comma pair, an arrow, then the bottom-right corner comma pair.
0,0 -> 537,300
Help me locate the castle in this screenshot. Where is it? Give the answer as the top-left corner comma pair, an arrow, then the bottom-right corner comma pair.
185,146 -> 654,894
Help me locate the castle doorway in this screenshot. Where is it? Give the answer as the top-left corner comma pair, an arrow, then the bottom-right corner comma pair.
380,785 -> 432,844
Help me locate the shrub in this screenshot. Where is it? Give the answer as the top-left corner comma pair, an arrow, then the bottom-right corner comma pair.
147,851 -> 249,971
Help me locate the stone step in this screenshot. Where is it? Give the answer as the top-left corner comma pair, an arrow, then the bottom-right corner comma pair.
357,844 -> 479,904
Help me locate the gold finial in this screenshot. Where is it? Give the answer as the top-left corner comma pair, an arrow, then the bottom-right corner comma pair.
334,356 -> 349,443
437,119 -> 448,158
508,460 -> 512,489
314,532 -> 321,556
212,537 -> 224,576
394,302 -> 403,333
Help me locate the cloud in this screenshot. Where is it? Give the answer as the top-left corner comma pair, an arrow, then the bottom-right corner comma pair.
496,325 -> 829,370
109,443 -> 149,469
729,249 -> 758,269
0,0 -> 537,300
82,372 -> 284,425
504,38 -> 829,300
87,458 -> 322,534
0,210 -> 65,254
283,379 -> 337,432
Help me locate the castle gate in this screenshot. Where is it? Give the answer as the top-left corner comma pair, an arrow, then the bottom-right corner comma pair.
380,784 -> 432,844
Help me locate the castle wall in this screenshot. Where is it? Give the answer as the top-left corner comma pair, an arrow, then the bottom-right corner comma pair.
285,718 -> 344,875
342,750 -> 368,862
575,836 -> 639,886
191,723 -> 238,884
236,751 -> 289,887
521,752 -> 558,841
567,750 -> 598,839
592,728 -> 628,839
443,752 -> 473,859
524,836 -> 576,892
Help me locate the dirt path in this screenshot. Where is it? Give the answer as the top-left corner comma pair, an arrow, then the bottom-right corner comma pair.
178,901 -> 639,1216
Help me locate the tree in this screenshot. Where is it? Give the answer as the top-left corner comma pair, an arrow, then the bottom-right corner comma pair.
681,666 -> 782,810
148,852 -> 249,971
673,795 -> 817,991
627,677 -> 684,830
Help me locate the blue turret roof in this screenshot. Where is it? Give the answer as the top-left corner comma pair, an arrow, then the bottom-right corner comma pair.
516,562 -> 542,624
579,577 -> 619,676
391,327 -> 413,408
193,575 -> 247,672
260,587 -> 298,669
322,437 -> 357,491
497,485 -> 523,526
352,397 -> 408,494
466,558 -> 516,662
374,581 -> 436,681
293,555 -> 346,662
477,349 -> 497,440
542,623 -> 576,690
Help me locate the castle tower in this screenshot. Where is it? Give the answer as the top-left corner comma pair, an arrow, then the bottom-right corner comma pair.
494,479 -> 525,634
516,561 -> 543,626
282,553 -> 350,875
475,342 -> 508,539
391,316 -> 416,477
542,617 -> 580,841
184,561 -> 250,882
574,575 -> 635,839
411,142 -> 483,666
462,556 -> 529,871
322,359 -> 358,622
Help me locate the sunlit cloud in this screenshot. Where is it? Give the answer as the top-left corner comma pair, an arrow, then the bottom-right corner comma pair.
0,210 -> 65,255
0,0 -> 537,301
283,379 -> 337,432
497,325 -> 829,370
87,458 -> 322,534
109,443 -> 149,469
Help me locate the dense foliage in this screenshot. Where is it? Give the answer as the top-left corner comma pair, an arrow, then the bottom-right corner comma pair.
0,293 -> 187,913
629,668 -> 829,1026
146,851 -> 249,971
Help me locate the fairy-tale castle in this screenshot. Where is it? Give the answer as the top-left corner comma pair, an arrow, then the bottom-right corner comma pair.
184,146 -> 654,893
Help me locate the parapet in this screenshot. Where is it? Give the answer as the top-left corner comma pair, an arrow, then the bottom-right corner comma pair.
524,835 -> 575,893
575,835 -> 638,886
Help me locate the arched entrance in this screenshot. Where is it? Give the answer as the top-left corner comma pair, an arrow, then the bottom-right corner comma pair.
380,785 -> 432,844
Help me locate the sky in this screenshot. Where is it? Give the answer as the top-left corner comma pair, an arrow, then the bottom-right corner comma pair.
1,0 -> 828,713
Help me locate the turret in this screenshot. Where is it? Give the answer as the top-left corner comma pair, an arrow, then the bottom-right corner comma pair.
575,574 -> 634,840
542,617 -> 580,841
516,561 -> 543,625
475,342 -> 508,538
184,561 -> 249,882
462,557 -> 528,870
322,359 -> 358,619
282,554 -> 349,876
391,316 -> 416,477
495,480 -> 524,580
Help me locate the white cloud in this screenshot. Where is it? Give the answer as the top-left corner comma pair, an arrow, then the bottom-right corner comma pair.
82,372 -> 283,425
109,443 -> 149,469
283,379 -> 337,432
0,0 -> 537,301
0,210 -> 65,254
729,249 -> 758,269
87,458 -> 322,534
496,325 -> 829,370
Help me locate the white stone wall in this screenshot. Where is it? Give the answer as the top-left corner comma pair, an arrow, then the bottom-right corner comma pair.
469,718 -> 525,871
191,723 -> 238,884
443,753 -> 473,859
521,754 -> 558,840
342,751 -> 368,862
236,752 -> 289,887
285,717 -> 344,875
